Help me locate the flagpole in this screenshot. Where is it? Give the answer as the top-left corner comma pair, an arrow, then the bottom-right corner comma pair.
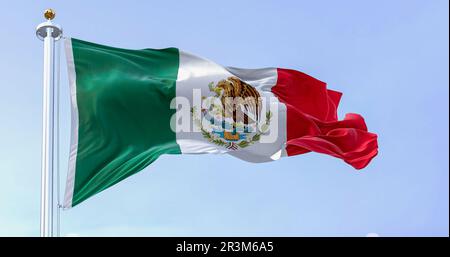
36,9 -> 62,237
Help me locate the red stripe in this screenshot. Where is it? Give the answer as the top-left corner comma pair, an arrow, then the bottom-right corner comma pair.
271,68 -> 378,169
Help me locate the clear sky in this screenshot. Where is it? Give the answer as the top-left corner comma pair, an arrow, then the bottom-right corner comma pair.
0,0 -> 448,236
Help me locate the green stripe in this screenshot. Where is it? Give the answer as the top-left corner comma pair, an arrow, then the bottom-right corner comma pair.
71,38 -> 181,207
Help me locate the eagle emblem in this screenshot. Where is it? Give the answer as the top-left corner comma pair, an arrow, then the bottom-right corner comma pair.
192,76 -> 272,150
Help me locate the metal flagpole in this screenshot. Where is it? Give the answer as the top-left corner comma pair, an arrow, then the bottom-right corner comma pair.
36,9 -> 62,237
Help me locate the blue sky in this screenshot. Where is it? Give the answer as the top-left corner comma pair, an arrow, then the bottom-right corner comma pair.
0,0 -> 448,236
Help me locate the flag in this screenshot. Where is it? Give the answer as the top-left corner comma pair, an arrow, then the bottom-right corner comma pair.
64,38 -> 378,208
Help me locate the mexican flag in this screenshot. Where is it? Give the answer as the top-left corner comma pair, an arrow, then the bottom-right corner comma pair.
64,38 -> 378,208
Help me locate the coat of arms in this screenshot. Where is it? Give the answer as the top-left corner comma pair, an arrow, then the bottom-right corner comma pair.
191,76 -> 272,150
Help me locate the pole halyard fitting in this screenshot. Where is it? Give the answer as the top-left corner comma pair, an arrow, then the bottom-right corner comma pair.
36,9 -> 62,41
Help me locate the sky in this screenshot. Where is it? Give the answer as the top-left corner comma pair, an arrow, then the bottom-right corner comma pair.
0,0 -> 448,236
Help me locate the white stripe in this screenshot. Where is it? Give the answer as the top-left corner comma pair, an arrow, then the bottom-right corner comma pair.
62,38 -> 79,209
225,66 -> 277,90
176,51 -> 230,154
175,51 -> 287,162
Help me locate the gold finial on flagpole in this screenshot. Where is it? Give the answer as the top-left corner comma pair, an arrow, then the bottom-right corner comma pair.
36,8 -> 62,41
44,8 -> 56,20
